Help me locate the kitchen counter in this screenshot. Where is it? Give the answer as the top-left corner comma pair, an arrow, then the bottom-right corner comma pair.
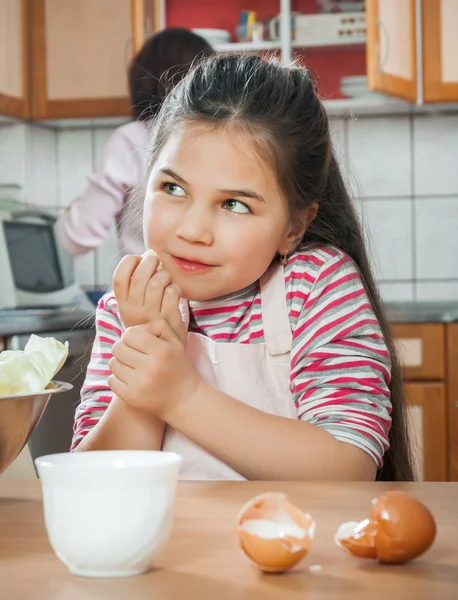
385,302 -> 458,323
0,306 -> 95,337
0,480 -> 457,599
1,302 -> 458,339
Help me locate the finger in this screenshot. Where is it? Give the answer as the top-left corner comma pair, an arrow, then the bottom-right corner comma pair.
108,373 -> 132,402
146,317 -> 180,344
112,340 -> 144,369
161,284 -> 185,340
143,269 -> 173,315
128,254 -> 162,307
122,319 -> 178,352
108,357 -> 134,384
113,255 -> 142,304
122,324 -> 161,354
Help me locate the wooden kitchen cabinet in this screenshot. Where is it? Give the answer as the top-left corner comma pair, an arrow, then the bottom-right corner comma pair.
366,0 -> 458,103
391,323 -> 451,482
404,382 -> 447,482
0,0 -> 161,120
132,0 -> 162,54
446,325 -> 458,482
0,0 -> 29,119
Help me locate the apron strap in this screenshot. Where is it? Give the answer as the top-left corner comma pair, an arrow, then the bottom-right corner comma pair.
179,298 -> 190,331
180,264 -> 292,355
260,263 -> 293,356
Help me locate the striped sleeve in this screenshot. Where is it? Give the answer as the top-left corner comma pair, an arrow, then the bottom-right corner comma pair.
71,292 -> 123,451
289,249 -> 392,468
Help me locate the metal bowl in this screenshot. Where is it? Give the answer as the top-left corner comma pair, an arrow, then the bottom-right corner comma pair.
0,381 -> 73,475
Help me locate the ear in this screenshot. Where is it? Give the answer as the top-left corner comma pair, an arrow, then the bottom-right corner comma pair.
278,203 -> 319,255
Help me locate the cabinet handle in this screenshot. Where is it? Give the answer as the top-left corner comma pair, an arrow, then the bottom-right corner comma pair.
376,18 -> 390,72
394,338 -> 423,368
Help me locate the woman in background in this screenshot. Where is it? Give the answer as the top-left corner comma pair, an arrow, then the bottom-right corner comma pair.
55,28 -> 214,258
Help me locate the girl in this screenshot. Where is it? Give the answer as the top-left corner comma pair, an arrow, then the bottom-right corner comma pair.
55,28 -> 214,257
73,54 -> 413,481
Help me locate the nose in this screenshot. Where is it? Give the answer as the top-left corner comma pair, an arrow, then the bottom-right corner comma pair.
175,204 -> 214,245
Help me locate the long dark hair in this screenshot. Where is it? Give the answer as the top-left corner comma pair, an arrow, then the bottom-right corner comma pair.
128,27 -> 214,120
149,54 -> 413,481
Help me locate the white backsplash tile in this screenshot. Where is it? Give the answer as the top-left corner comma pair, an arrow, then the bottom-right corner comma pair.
74,251 -> 96,288
329,117 -> 346,162
26,126 -> 57,208
414,114 -> 458,196
415,281 -> 458,302
347,116 -> 411,198
358,198 -> 413,281
0,123 -> 27,190
95,225 -> 121,288
56,129 -> 92,208
415,197 -> 458,279
378,282 -> 415,303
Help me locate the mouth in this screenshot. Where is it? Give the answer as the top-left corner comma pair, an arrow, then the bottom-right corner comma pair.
171,255 -> 217,272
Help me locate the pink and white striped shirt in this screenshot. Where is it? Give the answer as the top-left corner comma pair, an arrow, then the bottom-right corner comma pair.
73,246 -> 392,467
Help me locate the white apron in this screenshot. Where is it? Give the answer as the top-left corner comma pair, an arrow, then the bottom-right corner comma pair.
161,264 -> 297,480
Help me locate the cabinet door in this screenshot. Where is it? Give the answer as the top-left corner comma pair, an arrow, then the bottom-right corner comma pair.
29,0 -> 133,119
366,0 -> 418,101
132,0 -> 162,54
0,0 -> 29,118
391,323 -> 445,380
404,382 -> 447,481
446,324 -> 458,481
422,0 -> 458,102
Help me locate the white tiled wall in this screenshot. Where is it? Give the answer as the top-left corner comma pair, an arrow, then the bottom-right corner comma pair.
339,112 -> 458,302
1,111 -> 458,302
0,121 -> 120,290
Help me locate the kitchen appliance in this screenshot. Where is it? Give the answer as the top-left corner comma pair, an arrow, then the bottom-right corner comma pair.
0,210 -> 93,311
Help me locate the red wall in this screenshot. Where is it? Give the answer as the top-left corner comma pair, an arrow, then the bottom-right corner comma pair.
166,0 -> 367,99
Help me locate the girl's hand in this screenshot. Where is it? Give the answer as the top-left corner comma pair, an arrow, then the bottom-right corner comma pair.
108,317 -> 200,421
113,254 -> 186,344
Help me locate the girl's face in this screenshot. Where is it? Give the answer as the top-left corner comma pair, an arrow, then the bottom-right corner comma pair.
144,122 -> 300,301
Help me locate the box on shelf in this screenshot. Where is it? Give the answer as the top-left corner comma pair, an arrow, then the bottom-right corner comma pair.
295,12 -> 366,43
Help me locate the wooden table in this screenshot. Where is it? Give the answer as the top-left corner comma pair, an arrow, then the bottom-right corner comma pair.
1,480 -> 457,600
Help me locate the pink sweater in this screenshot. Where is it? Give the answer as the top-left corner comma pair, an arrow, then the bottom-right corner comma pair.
55,120 -> 151,257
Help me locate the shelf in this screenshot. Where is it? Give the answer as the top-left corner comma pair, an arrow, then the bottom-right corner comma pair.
214,37 -> 367,52
324,96 -> 458,117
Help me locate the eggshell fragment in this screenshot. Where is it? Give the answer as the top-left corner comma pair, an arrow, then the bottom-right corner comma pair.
142,249 -> 162,270
335,491 -> 436,564
235,492 -> 315,573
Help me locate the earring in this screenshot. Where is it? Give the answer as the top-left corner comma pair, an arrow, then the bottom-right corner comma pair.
280,254 -> 288,266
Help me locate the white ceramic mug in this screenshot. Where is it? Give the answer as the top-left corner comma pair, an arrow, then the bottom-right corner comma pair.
35,450 -> 182,578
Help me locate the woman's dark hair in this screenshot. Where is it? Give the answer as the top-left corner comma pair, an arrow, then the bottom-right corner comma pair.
149,53 -> 413,481
128,27 -> 214,120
